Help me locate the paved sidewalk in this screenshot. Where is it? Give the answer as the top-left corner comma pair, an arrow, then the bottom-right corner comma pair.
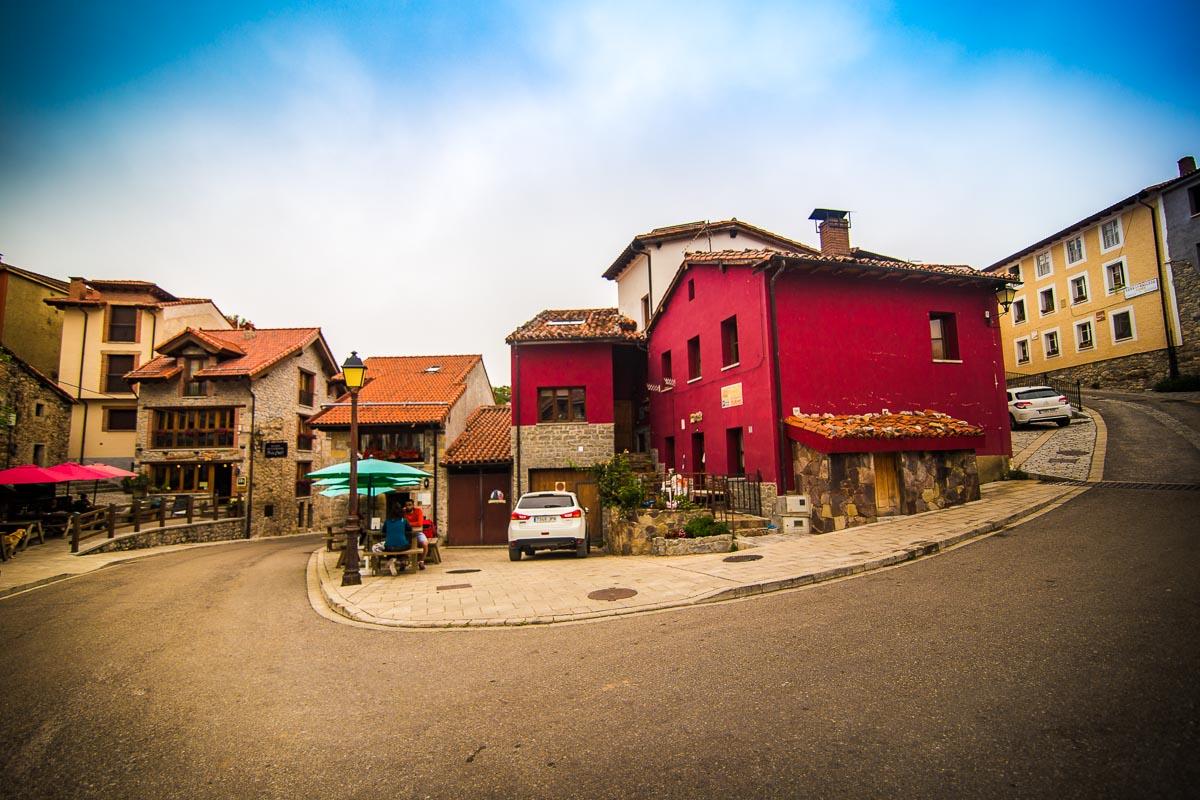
314,480 -> 1084,629
1011,409 -> 1105,482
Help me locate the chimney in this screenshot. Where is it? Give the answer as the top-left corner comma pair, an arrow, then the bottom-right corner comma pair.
68,277 -> 87,299
1179,155 -> 1197,177
808,208 -> 851,257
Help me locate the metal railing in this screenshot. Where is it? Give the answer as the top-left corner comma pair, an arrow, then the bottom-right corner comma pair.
638,472 -> 764,519
1006,372 -> 1083,411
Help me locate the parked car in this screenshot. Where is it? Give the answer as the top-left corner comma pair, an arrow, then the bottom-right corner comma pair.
508,491 -> 588,560
1007,386 -> 1071,429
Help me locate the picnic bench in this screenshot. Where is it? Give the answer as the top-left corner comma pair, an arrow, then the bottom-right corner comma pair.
325,524 -> 441,570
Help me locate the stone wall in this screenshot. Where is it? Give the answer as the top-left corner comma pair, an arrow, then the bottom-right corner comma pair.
603,507 -> 734,555
898,450 -> 980,515
1029,348 -> 1174,392
0,348 -> 72,467
1168,256 -> 1200,376
511,422 -> 614,496
79,517 -> 245,553
651,533 -> 733,556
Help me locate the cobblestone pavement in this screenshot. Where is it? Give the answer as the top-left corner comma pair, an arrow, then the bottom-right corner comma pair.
1011,416 -> 1099,481
315,480 -> 1082,628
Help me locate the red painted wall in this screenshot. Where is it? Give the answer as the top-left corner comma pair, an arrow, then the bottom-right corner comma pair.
511,341 -> 615,425
647,264 -> 781,480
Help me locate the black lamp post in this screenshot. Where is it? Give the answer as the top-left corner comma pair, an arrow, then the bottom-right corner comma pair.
340,351 -> 368,587
995,284 -> 1018,316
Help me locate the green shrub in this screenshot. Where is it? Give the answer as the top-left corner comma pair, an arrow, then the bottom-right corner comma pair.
592,453 -> 644,515
1153,374 -> 1200,392
683,515 -> 730,538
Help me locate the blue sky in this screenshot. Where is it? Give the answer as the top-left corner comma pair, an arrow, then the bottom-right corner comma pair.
1,1 -> 1197,383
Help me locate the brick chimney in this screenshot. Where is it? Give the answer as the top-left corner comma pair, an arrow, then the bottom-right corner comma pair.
1179,155 -> 1197,177
68,277 -> 87,299
808,209 -> 851,257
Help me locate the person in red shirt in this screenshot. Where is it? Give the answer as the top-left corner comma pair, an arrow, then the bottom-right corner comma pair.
403,499 -> 429,566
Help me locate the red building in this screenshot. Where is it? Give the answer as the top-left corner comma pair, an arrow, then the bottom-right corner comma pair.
645,210 -> 1015,512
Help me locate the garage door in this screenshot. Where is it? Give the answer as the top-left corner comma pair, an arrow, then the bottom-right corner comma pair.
448,468 -> 512,545
528,468 -> 600,544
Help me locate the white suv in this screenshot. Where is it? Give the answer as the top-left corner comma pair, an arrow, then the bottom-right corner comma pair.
508,491 -> 588,560
1007,386 -> 1071,429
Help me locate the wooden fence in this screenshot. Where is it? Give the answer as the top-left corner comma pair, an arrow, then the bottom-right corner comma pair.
69,494 -> 241,553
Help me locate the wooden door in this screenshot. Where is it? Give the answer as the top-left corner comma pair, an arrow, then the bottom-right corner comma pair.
448,469 -> 513,545
614,401 -> 635,453
479,470 -> 511,545
448,472 -> 481,545
529,468 -> 600,543
873,453 -> 901,516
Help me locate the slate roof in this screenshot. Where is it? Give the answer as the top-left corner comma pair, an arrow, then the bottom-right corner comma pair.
506,308 -> 643,344
126,328 -> 333,382
785,410 -> 984,440
308,355 -> 483,428
443,406 -> 512,466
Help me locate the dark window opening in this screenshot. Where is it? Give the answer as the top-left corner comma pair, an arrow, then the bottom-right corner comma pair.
107,306 -> 137,342
32,444 -> 46,466
1113,311 -> 1134,341
296,462 -> 312,497
182,357 -> 206,396
537,387 -> 586,423
660,350 -> 673,387
687,279 -> 695,300
726,427 -> 744,475
105,408 -> 137,431
687,335 -> 701,380
297,415 -> 314,451
151,407 -> 236,448
663,436 -> 675,470
1188,184 -> 1200,216
358,429 -> 424,460
34,402 -> 45,417
298,370 -> 315,407
929,313 -> 959,360
720,315 -> 739,367
104,354 -> 136,394
640,294 -> 651,327
691,431 -> 705,473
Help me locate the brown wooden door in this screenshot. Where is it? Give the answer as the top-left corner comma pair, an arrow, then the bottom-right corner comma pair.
873,453 -> 901,516
529,468 -> 600,543
448,472 -> 480,545
479,470 -> 511,545
448,469 -> 512,545
614,400 -> 634,453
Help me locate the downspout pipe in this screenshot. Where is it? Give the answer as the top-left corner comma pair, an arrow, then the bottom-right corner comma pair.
77,308 -> 89,461
766,257 -> 789,494
433,426 -> 440,539
1137,196 -> 1179,379
244,377 -> 257,538
513,344 -> 522,496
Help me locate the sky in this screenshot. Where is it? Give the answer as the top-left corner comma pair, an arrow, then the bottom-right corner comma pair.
1,0 -> 1197,385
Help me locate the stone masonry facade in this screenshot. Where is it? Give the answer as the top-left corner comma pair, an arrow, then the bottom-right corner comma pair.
792,442 -> 980,534
0,348 -> 72,468
1169,258 -> 1200,376
510,422 -> 614,496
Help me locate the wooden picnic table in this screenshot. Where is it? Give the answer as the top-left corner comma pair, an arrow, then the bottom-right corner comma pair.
0,520 -> 46,560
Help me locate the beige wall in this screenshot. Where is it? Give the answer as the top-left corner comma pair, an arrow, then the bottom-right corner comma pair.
1,272 -> 65,377
1000,204 -> 1172,375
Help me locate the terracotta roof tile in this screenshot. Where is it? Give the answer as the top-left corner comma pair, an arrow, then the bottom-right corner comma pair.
309,355 -> 482,427
785,410 -> 984,440
125,356 -> 182,381
443,406 -> 512,465
506,308 -> 643,344
125,327 -> 330,382
683,249 -> 998,282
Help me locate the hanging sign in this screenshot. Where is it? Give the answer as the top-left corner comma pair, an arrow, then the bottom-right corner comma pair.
720,382 -> 744,409
1124,278 -> 1158,299
263,441 -> 288,458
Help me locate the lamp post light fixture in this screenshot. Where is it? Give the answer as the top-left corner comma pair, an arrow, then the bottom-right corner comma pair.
995,284 -> 1018,316
340,351 -> 368,587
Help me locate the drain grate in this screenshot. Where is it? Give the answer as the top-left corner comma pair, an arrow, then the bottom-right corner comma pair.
1041,479 -> 1200,491
446,569 -> 481,574
723,554 -> 763,562
588,587 -> 638,601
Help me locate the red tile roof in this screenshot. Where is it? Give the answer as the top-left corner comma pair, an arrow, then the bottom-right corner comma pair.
506,308 -> 643,344
44,278 -> 221,310
0,262 -> 69,293
684,249 -> 996,281
125,327 -> 334,382
786,410 -> 984,440
308,355 -> 483,427
443,406 -> 512,466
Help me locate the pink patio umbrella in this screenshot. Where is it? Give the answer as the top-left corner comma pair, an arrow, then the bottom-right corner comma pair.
49,462 -> 133,505
0,465 -> 72,485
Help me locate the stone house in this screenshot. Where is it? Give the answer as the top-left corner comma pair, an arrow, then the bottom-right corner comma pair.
506,309 -> 645,543
985,155 -> 1200,389
0,344 -> 75,468
0,260 -> 68,378
46,278 -> 232,468
125,326 -> 339,537
308,355 -> 494,541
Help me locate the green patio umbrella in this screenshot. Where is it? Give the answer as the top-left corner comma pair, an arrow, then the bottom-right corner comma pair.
307,458 -> 431,480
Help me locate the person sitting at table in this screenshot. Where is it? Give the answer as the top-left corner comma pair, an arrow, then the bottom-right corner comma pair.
372,506 -> 415,575
70,493 -> 93,513
402,499 -> 430,566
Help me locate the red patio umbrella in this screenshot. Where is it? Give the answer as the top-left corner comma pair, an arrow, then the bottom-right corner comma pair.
47,463 -> 114,481
0,465 -> 72,485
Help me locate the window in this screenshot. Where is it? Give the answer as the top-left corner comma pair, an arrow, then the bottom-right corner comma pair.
1104,259 -> 1127,293
691,431 -> 705,473
720,316 -> 739,368
1011,298 -> 1027,324
107,306 -> 138,342
149,463 -> 222,493
296,462 -> 312,497
32,444 -> 46,466
1065,235 -> 1085,265
358,429 -> 424,460
687,279 -> 695,301
104,354 -> 136,394
297,416 -> 314,451
1069,274 -> 1089,304
726,427 -> 745,475
1038,287 -> 1056,316
660,351 -> 674,388
34,402 -> 45,418
1111,308 -> 1135,342
182,357 -> 206,396
1035,251 -> 1053,278
1075,320 -> 1095,351
1043,329 -> 1061,358
151,407 -> 236,448
1014,338 -> 1031,365
663,436 -> 675,470
1100,218 -> 1123,251
1008,264 -> 1022,281
537,387 -> 586,423
929,313 -> 959,360
1189,184 -> 1200,216
104,407 -> 137,431
640,295 -> 651,328
298,370 -> 315,407
687,335 -> 701,380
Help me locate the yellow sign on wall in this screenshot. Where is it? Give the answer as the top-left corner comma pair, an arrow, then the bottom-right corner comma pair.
720,382 -> 743,409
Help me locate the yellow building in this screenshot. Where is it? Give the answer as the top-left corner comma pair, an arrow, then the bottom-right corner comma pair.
46,279 -> 232,467
985,163 -> 1198,390
0,260 -> 68,377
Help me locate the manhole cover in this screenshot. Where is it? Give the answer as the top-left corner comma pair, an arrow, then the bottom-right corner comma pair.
437,583 -> 472,591
723,554 -> 763,562
446,569 -> 481,574
588,587 -> 638,601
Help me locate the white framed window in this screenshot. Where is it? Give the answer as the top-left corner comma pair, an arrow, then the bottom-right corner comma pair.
1011,297 -> 1027,325
1065,235 -> 1086,265
1042,328 -> 1062,359
1014,337 -> 1031,366
1100,217 -> 1123,252
1103,257 -> 1128,294
1068,272 -> 1090,305
1074,320 -> 1095,351
1038,286 -> 1057,317
1035,250 -> 1053,278
1109,305 -> 1137,343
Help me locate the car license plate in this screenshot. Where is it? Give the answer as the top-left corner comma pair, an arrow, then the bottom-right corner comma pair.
1039,408 -> 1056,413
534,515 -> 556,522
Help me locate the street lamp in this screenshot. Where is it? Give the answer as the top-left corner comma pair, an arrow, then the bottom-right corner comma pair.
341,351 -> 368,587
995,284 -> 1018,316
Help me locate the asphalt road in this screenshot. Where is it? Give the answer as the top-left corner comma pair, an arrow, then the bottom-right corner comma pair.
1086,390 -> 1200,483
2,476 -> 1198,799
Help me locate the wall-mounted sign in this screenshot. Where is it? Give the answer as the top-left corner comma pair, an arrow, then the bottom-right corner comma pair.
720,382 -> 744,409
1124,278 -> 1158,299
236,476 -> 248,488
1095,309 -> 1106,321
488,489 -> 507,504
263,441 -> 288,458
689,411 -> 703,424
